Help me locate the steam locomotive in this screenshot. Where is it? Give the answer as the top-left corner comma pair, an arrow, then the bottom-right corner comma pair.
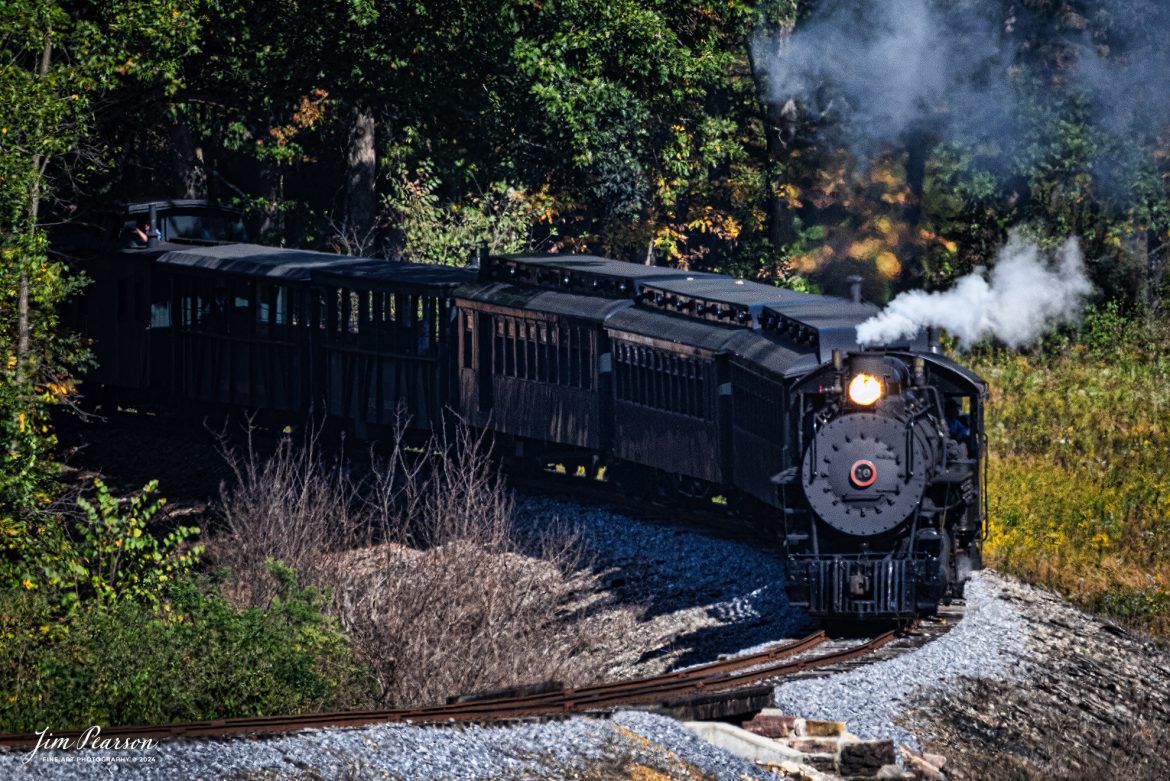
66,200 -> 987,622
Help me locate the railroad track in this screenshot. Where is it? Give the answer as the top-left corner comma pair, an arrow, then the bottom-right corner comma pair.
0,629 -> 905,748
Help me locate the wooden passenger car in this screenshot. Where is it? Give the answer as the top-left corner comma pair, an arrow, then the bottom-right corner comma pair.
454,256 -> 688,455
59,200 -> 251,399
310,262 -> 474,434
153,244 -> 378,413
603,276 -> 808,487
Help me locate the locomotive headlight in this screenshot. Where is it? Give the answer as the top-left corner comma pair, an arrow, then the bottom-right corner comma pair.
848,373 -> 883,406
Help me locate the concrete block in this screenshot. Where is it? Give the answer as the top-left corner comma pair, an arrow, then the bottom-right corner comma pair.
683,721 -> 806,766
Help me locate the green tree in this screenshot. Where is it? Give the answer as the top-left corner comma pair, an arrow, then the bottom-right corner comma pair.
0,2 -> 200,522
151,1 -> 800,269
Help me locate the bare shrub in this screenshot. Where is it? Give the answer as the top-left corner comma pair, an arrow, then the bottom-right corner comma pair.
209,420 -> 366,608
212,412 -> 637,707
340,417 -> 635,706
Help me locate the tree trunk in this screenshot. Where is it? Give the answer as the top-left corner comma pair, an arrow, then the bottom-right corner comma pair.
17,32 -> 53,386
344,107 -> 377,253
746,31 -> 799,257
256,127 -> 283,244
1120,230 -> 1150,312
904,128 -> 930,231
173,120 -> 208,200
901,126 -> 934,287
1148,228 -> 1165,316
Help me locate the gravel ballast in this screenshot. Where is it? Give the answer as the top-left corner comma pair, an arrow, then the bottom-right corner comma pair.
772,570 -> 1029,748
0,711 -> 776,781
515,496 -> 809,676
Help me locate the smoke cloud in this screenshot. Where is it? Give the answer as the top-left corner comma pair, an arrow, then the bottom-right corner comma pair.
752,0 -> 1009,155
751,0 -> 1170,167
856,232 -> 1093,349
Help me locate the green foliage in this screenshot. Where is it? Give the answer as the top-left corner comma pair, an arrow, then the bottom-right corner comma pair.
1081,300 -> 1133,358
1,0 -> 200,524
71,479 -> 202,609
384,161 -> 544,265
973,311 -> 1170,636
146,0 -> 789,268
0,562 -> 374,732
2,479 -> 201,619
506,0 -> 773,263
0,374 -> 57,519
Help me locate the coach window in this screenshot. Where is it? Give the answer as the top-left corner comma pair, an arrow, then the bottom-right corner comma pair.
178,277 -> 197,328
522,320 -> 534,379
615,343 -> 706,419
661,354 -> 672,411
376,290 -> 396,349
359,289 -> 370,343
255,283 -> 283,337
667,355 -> 679,414
507,318 -> 518,376
347,290 -> 361,338
289,289 -> 300,328
655,352 -> 666,410
537,323 -> 549,382
331,287 -> 356,342
493,317 -> 504,374
462,311 -> 474,369
150,288 -> 171,329
389,293 -> 404,353
274,286 -> 288,327
226,279 -> 251,336
419,296 -> 437,356
488,315 -> 591,389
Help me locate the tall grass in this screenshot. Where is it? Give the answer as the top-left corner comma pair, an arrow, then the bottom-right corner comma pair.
971,307 -> 1170,635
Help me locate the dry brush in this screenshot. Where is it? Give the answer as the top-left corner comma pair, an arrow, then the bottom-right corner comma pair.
210,415 -> 636,707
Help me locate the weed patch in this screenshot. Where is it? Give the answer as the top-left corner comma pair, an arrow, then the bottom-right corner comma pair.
972,314 -> 1170,635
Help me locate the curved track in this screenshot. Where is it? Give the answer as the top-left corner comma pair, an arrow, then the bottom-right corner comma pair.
0,630 -> 907,747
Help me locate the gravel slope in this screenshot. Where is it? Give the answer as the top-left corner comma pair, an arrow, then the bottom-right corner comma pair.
515,496 -> 809,678
904,571 -> 1170,780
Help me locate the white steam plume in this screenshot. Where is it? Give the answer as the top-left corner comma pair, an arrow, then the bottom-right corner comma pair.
856,232 -> 1093,350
